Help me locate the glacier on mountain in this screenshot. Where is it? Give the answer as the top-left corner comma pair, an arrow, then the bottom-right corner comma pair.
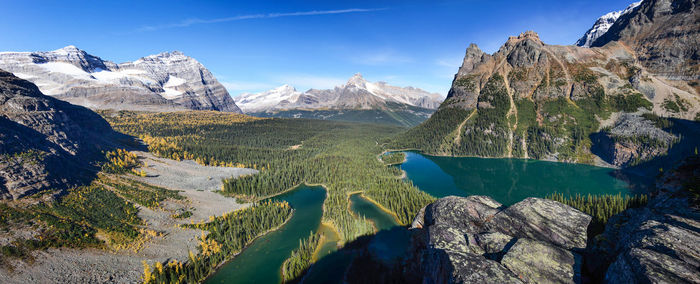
575,1 -> 641,47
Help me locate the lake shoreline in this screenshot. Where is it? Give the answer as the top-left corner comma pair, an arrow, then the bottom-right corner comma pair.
386,148 -> 621,169
203,206 -> 296,283
352,193 -> 402,225
205,185 -> 328,283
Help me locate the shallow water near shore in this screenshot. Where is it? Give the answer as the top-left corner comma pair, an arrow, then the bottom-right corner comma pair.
204,185 -> 326,284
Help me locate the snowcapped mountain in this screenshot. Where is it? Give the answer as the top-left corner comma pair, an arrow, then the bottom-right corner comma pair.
236,73 -> 443,113
575,1 -> 641,47
0,46 -> 241,113
236,84 -> 304,113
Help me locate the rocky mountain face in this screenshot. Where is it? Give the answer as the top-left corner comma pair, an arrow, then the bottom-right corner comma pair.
236,73 -> 443,112
0,46 -> 241,113
587,156 -> 700,283
591,113 -> 680,167
575,1 -> 641,47
395,17 -> 698,166
406,196 -> 591,283
237,73 -> 442,127
591,0 -> 700,81
0,69 -> 124,200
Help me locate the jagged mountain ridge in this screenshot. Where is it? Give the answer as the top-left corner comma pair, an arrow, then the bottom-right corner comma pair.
0,69 -> 126,200
394,18 -> 698,166
236,73 -> 443,113
441,30 -> 699,117
575,1 -> 642,47
0,46 -> 241,113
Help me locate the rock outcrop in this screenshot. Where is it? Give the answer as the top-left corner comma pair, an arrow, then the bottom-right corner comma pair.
591,112 -> 679,167
0,69 -> 124,200
589,156 -> 700,283
0,46 -> 241,113
410,196 -> 591,283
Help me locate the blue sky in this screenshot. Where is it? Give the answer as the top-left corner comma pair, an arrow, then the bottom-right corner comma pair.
0,0 -> 636,97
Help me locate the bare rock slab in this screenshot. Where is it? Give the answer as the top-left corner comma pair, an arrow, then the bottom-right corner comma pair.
501,238 -> 578,284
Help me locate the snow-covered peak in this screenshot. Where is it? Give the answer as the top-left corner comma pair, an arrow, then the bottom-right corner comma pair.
620,0 -> 642,15
132,51 -> 191,65
153,50 -> 187,59
576,1 -> 642,47
346,73 -> 367,86
275,84 -> 297,92
235,84 -> 303,113
55,45 -> 80,53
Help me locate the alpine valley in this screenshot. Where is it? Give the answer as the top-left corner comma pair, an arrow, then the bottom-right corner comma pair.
0,0 -> 698,284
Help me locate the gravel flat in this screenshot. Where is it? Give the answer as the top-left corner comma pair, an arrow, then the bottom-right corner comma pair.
0,152 -> 257,284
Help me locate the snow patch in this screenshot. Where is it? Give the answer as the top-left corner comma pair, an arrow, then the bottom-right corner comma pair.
119,69 -> 147,75
92,70 -> 127,81
164,75 -> 186,87
161,87 -> 184,99
11,72 -> 35,80
40,62 -> 93,80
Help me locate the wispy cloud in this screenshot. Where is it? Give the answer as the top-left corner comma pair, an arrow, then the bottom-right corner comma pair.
222,81 -> 277,93
223,74 -> 348,97
137,8 -> 386,32
352,50 -> 413,65
435,57 -> 461,68
276,74 -> 347,90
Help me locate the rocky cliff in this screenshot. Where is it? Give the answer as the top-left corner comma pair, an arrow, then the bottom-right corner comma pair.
407,196 -> 591,283
0,46 -> 241,113
0,69 -> 124,200
393,0 -> 699,166
585,156 -> 700,283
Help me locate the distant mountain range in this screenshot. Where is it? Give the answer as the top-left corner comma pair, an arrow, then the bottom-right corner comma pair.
236,73 -> 444,127
0,46 -> 241,113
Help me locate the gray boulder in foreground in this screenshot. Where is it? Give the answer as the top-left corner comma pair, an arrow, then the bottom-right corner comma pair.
411,195 -> 591,283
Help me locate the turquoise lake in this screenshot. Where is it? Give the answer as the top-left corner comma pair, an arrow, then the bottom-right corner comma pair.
398,151 -> 632,205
